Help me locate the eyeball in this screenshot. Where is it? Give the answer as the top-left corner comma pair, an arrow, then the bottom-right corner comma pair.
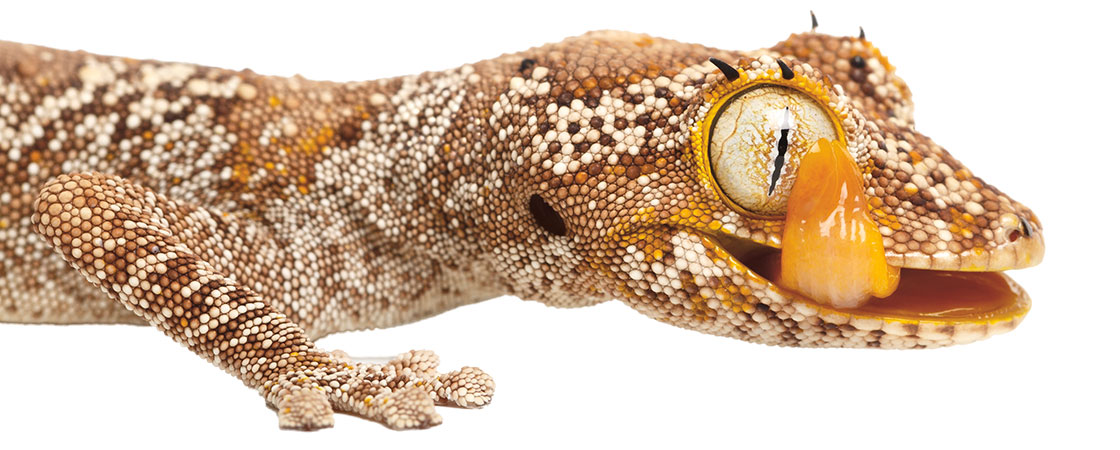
707,85 -> 841,216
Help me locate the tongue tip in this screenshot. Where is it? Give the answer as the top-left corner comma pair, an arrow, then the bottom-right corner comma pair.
777,138 -> 901,309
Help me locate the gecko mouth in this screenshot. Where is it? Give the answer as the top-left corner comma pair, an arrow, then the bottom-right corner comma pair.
684,137 -> 1040,332
704,231 -> 1031,325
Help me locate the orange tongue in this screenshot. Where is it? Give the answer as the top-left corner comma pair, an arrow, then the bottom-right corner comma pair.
777,139 -> 900,308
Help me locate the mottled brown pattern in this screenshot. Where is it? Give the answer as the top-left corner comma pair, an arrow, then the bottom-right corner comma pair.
0,29 -> 1042,429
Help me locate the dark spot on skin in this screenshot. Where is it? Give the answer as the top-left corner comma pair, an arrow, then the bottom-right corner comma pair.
587,163 -> 602,176
861,81 -> 877,97
338,122 -> 358,141
850,55 -> 866,69
567,122 -> 580,134
529,194 -> 567,236
163,110 -> 188,123
850,68 -> 867,83
557,92 -> 573,107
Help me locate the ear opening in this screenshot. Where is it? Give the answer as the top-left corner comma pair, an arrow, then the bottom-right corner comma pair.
529,194 -> 568,236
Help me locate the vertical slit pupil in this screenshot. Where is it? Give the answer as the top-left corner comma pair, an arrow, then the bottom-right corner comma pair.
769,128 -> 790,196
529,194 -> 567,236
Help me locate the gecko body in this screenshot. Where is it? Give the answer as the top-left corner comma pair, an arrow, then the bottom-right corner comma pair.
0,27 -> 1043,429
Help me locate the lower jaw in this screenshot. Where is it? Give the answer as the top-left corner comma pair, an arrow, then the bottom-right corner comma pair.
711,234 -> 1030,324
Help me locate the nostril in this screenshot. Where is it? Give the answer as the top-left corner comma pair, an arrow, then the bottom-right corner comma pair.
999,213 -> 1027,243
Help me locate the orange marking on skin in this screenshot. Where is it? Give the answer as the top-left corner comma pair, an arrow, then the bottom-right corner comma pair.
908,151 -> 923,164
777,139 -> 900,308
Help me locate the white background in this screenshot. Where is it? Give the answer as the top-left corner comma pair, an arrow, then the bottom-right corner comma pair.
1,1 -> 1116,448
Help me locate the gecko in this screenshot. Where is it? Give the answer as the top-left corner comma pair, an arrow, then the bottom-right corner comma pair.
0,18 -> 1044,430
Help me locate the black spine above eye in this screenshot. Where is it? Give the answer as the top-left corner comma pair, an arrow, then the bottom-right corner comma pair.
708,57 -> 740,82
529,194 -> 568,236
519,58 -> 537,73
777,59 -> 795,80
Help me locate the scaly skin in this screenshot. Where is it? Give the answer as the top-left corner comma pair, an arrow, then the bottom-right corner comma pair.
0,28 -> 1043,429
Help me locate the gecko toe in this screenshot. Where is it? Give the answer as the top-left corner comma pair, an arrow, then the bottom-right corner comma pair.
266,348 -> 492,430
276,387 -> 334,431
437,366 -> 495,408
327,349 -> 353,364
377,387 -> 443,430
388,349 -> 441,378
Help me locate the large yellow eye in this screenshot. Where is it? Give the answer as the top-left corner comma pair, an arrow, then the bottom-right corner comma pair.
708,85 -> 840,216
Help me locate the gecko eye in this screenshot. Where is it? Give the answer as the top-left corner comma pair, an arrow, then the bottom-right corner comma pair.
707,85 -> 841,216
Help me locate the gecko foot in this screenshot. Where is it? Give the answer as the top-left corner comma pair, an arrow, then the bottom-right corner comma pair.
266,349 -> 493,430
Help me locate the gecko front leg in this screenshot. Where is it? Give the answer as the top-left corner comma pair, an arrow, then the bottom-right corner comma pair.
32,173 -> 493,429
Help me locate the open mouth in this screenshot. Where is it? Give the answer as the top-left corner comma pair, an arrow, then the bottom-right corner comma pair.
704,231 -> 1031,325
686,137 -> 1040,338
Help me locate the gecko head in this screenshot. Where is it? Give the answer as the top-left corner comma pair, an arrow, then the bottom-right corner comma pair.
492,31 -> 1042,348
